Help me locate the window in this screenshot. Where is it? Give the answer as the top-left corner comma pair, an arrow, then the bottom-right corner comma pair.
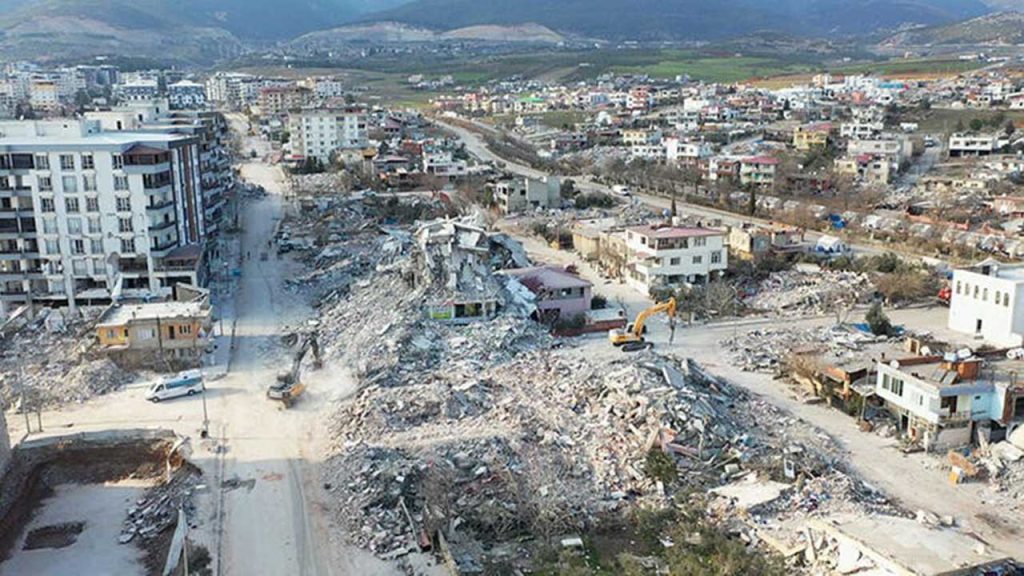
42,218 -> 57,234
81,154 -> 94,170
66,217 -> 81,234
983,288 -> 988,302
40,198 -> 54,212
82,174 -> 96,192
62,175 -> 77,193
90,239 -> 103,254
59,154 -> 74,171
37,176 -> 52,191
118,217 -> 133,233
1006,293 -> 1011,307
72,260 -> 88,275
973,285 -> 979,299
92,258 -> 105,275
35,155 -> 49,170
116,196 -> 131,212
711,251 -> 721,264
71,239 -> 85,255
179,324 -> 193,335
996,290 -> 1001,305
694,237 -> 707,247
86,196 -> 99,212
692,255 -> 703,264
670,257 -> 681,266
88,216 -> 101,233
112,154 -> 124,170
114,175 -> 129,191
65,197 -> 79,213
120,238 -> 135,253
891,377 -> 904,396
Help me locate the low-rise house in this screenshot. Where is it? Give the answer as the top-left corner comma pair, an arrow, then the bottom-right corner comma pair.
948,259 -> 1024,347
792,122 -> 831,151
834,153 -> 892,185
949,133 -> 1002,157
739,156 -> 778,187
493,176 -> 561,214
874,355 -> 1024,451
500,266 -> 592,323
96,298 -> 212,364
623,225 -> 727,293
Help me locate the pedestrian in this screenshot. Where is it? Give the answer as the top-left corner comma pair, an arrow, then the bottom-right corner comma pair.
246,251 -> 251,260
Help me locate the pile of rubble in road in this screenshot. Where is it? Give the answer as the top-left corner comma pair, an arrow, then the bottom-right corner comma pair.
745,269 -> 873,316
721,325 -> 883,374
290,172 -> 356,196
972,427 -> 1024,503
0,307 -> 138,409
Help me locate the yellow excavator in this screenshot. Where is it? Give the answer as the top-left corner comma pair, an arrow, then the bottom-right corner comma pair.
608,297 -> 676,352
267,331 -> 322,408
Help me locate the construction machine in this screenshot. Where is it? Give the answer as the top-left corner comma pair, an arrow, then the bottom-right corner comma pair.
608,297 -> 676,352
267,331 -> 322,408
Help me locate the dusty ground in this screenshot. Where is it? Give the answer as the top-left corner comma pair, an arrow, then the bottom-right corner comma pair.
1,480 -> 153,576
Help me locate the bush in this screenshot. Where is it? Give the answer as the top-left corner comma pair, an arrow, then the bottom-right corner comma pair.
553,313 -> 586,331
644,448 -> 678,486
866,301 -> 894,336
574,192 -> 617,210
591,294 -> 608,310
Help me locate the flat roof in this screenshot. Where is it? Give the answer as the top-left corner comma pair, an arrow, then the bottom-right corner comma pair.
501,266 -> 592,290
810,515 -> 1010,575
0,132 -> 185,149
627,225 -> 722,239
97,301 -> 208,327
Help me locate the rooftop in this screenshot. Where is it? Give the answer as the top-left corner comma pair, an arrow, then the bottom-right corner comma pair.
627,225 -> 722,239
501,266 -> 592,291
0,132 -> 184,149
97,300 -> 209,328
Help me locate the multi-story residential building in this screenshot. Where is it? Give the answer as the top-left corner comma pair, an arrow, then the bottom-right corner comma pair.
840,121 -> 884,140
0,119 -> 207,311
623,225 -> 727,293
949,133 -> 1001,157
167,81 -> 207,110
664,138 -> 712,165
793,123 -> 831,151
422,151 -> 467,180
847,136 -> 912,165
874,356 -> 1024,451
28,80 -> 60,111
258,86 -> 313,117
739,156 -> 778,187
948,260 -> 1024,347
119,80 -> 160,102
834,154 -> 893,185
288,106 -> 368,164
493,176 -> 561,214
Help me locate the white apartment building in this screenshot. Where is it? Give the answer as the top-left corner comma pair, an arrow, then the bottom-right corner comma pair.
493,176 -> 560,214
289,107 -> 368,164
949,133 -> 1001,157
422,151 -> 467,180
0,120 -> 206,311
168,81 -> 207,110
840,122 -> 884,140
948,260 -> 1024,347
624,225 -> 727,294
664,138 -> 712,164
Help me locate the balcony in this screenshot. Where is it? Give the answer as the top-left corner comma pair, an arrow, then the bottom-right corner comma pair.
148,199 -> 175,211
149,219 -> 177,233
0,187 -> 33,198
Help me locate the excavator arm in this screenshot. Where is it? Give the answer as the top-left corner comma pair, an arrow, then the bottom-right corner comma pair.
631,297 -> 676,338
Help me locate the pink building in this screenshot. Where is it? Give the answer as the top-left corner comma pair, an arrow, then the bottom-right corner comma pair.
502,266 -> 593,323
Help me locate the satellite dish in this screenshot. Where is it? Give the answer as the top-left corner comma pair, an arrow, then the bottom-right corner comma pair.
889,360 -> 900,369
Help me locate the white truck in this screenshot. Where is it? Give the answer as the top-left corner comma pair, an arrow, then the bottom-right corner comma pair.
612,185 -> 632,197
146,369 -> 205,402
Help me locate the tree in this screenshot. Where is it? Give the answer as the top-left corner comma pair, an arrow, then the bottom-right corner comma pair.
560,178 -> 577,199
865,301 -> 894,336
747,187 -> 757,216
969,118 -> 985,133
873,270 -> 933,304
955,118 -> 966,133
1005,120 -> 1017,138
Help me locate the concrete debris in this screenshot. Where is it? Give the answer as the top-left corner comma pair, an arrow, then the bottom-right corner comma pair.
745,270 -> 872,316
119,465 -> 202,545
722,325 -> 882,374
0,307 -> 138,409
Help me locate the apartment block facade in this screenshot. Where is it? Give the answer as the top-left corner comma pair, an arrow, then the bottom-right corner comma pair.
624,225 -> 727,293
0,120 -> 206,310
288,107 -> 368,164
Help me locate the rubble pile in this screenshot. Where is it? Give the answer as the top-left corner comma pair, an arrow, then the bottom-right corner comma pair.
290,172 -> 354,196
722,325 -> 881,373
745,270 -> 873,316
119,465 -> 203,545
0,307 -> 137,408
325,342 -> 887,561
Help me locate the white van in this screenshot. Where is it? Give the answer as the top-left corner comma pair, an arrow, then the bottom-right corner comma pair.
146,369 -> 205,402
612,185 -> 632,197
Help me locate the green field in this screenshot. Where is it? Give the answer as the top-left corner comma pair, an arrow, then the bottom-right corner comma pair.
607,49 -> 811,82
831,57 -> 987,77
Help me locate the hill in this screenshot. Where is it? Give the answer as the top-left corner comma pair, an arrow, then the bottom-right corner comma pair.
882,11 -> 1024,44
290,21 -> 563,48
363,0 -> 992,40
